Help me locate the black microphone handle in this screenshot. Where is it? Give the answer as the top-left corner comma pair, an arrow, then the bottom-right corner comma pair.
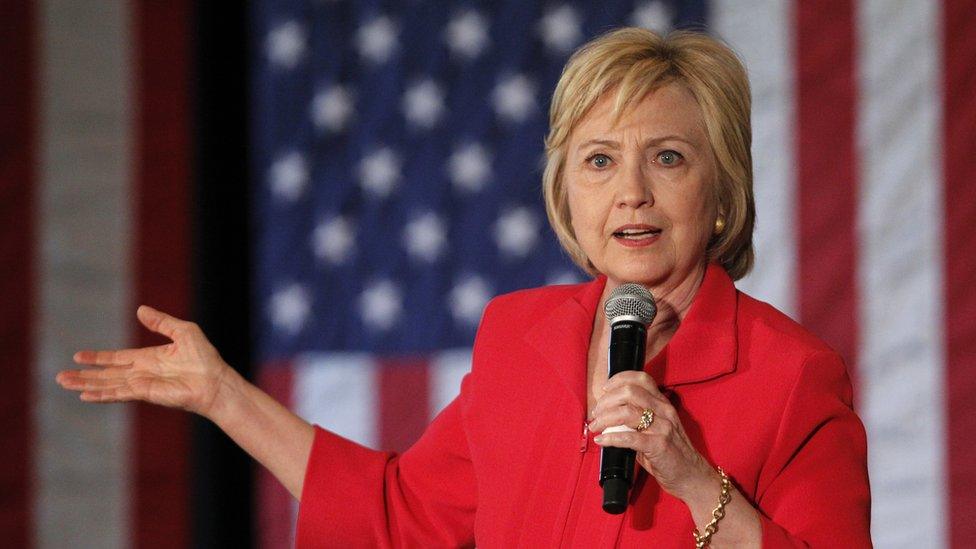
600,320 -> 647,514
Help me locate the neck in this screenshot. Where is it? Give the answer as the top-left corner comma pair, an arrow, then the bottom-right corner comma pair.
598,262 -> 709,358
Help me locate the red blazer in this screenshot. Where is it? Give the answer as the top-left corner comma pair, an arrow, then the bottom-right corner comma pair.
297,264 -> 872,547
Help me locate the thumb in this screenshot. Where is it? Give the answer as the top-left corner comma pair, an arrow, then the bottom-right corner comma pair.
136,305 -> 183,339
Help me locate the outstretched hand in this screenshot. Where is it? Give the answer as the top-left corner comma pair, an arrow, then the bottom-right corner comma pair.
57,305 -> 232,418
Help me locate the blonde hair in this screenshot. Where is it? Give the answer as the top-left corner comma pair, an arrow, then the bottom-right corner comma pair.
542,27 -> 755,280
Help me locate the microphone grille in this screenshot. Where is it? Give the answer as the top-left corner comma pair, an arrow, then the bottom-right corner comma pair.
603,283 -> 657,326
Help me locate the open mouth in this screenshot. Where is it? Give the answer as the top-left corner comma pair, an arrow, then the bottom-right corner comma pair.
612,225 -> 662,240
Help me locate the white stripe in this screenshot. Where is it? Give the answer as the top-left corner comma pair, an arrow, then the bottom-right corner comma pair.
294,353 -> 379,449
430,349 -> 472,418
711,0 -> 797,316
856,1 -> 947,546
291,353 -> 380,541
34,1 -> 133,547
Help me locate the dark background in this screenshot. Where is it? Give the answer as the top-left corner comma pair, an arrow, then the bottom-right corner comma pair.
192,2 -> 252,546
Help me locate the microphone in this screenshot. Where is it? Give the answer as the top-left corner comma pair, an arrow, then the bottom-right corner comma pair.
599,283 -> 656,514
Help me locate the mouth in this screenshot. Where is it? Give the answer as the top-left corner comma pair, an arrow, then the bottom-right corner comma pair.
612,224 -> 662,241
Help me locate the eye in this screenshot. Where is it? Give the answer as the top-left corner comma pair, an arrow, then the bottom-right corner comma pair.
587,153 -> 612,169
656,150 -> 683,166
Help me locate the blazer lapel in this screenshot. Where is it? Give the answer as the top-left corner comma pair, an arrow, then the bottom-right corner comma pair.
522,277 -> 607,414
520,264 -> 736,407
652,264 -> 738,388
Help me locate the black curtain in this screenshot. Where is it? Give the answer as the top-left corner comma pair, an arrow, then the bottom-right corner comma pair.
191,2 -> 253,547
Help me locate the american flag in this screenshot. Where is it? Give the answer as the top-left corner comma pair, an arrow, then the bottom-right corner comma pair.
6,0 -> 974,547
251,1 -> 976,547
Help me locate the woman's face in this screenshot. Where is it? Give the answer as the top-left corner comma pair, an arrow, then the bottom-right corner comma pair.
565,83 -> 718,293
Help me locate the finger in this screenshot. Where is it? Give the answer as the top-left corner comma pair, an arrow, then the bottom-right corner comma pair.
59,374 -> 129,393
593,430 -> 660,454
73,349 -> 136,366
591,384 -> 667,420
80,386 -> 138,403
58,366 -> 131,383
62,379 -> 128,393
136,305 -> 187,340
73,364 -> 133,377
603,370 -> 662,396
594,384 -> 660,410
589,403 -> 644,434
590,396 -> 673,434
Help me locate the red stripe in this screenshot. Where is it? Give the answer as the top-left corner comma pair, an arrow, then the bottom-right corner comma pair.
378,358 -> 431,453
257,364 -> 296,549
0,1 -> 35,545
131,2 -> 192,547
795,1 -> 860,385
943,1 -> 976,545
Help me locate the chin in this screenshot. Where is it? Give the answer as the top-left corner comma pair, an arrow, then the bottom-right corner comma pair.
605,262 -> 671,288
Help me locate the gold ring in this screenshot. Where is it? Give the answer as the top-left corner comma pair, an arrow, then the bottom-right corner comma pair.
636,409 -> 655,432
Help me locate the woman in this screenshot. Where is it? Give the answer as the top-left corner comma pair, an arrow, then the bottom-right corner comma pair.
58,28 -> 871,547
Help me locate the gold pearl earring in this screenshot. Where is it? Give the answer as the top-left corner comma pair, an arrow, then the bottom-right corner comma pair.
714,216 -> 726,235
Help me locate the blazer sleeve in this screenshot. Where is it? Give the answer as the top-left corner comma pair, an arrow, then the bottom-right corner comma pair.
295,376 -> 477,549
756,350 -> 872,548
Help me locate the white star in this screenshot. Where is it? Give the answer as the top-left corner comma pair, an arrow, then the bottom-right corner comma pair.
448,143 -> 491,193
359,279 -> 402,331
269,283 -> 311,335
538,5 -> 582,54
356,15 -> 399,65
494,206 -> 540,258
403,212 -> 447,262
402,79 -> 446,129
547,270 -> 583,286
444,10 -> 490,60
269,151 -> 309,201
312,215 -> 355,265
358,148 -> 401,198
492,74 -> 536,124
630,1 -> 673,33
449,275 -> 492,327
266,20 -> 306,69
311,85 -> 354,133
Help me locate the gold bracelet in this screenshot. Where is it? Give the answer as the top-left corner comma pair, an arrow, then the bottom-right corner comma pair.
693,467 -> 732,548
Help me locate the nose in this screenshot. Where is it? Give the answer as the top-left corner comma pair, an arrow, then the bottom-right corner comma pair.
616,162 -> 653,209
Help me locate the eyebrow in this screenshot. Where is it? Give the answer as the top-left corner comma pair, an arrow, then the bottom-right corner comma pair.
576,135 -> 699,152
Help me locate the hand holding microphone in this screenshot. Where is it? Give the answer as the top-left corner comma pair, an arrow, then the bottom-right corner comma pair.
598,283 -> 656,513
593,283 -> 718,514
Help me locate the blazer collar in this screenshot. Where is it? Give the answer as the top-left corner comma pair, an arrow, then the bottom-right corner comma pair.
522,274 -> 606,414
523,263 -> 738,411
653,263 -> 738,388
